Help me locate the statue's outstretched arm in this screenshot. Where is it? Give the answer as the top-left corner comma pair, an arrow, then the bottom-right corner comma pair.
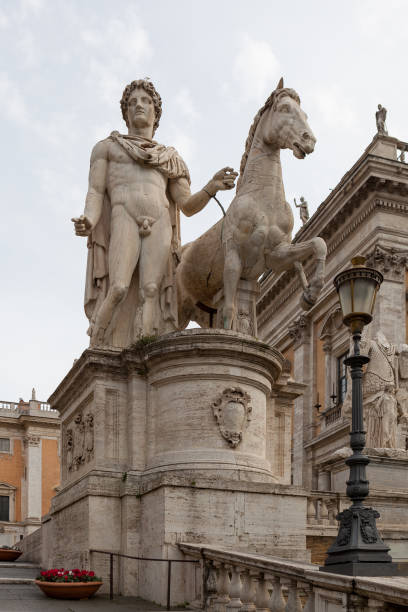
170,167 -> 238,217
72,140 -> 108,236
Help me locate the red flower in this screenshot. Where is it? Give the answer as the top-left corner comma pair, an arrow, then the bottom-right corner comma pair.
89,571 -> 95,577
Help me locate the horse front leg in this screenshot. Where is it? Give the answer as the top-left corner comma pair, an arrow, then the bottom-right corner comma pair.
270,237 -> 327,310
223,247 -> 242,329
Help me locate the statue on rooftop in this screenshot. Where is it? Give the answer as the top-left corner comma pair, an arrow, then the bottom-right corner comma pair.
294,196 -> 310,225
375,104 -> 388,135
71,79 -> 237,348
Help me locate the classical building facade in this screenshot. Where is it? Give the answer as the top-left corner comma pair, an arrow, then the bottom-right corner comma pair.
258,131 -> 408,564
0,391 -> 60,546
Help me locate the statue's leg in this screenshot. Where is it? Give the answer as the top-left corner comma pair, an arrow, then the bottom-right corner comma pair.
139,213 -> 172,336
268,237 -> 326,310
223,246 -> 242,330
91,207 -> 140,346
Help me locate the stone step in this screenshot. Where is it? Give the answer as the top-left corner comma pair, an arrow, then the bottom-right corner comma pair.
0,562 -> 40,568
0,564 -> 40,579
0,577 -> 35,584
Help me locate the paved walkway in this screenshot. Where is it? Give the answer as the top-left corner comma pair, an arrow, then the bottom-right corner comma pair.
0,584 -> 193,612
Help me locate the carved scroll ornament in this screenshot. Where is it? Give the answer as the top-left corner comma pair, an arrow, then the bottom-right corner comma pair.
212,387 -> 252,448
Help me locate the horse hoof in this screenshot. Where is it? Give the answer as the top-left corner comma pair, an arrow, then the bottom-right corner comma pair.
300,294 -> 315,311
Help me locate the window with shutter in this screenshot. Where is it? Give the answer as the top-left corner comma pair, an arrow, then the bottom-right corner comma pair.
0,438 -> 10,452
0,496 -> 9,521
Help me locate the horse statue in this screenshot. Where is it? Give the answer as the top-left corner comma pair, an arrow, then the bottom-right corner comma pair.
177,78 -> 327,331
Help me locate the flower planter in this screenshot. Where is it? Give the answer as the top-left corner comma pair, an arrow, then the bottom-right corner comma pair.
0,549 -> 22,562
35,580 -> 103,599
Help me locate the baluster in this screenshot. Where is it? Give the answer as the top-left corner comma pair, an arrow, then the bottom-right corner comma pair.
306,498 -> 316,524
254,573 -> 270,612
301,583 -> 314,612
285,580 -> 302,612
320,498 -> 329,523
366,598 -> 385,612
226,565 -> 243,610
240,570 -> 256,612
269,575 -> 286,612
205,562 -> 218,611
213,563 -> 230,612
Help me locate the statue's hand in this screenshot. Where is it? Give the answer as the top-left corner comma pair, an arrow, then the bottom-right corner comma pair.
206,167 -> 238,195
71,215 -> 93,237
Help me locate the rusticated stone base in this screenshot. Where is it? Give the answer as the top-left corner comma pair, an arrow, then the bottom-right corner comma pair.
39,330 -> 308,605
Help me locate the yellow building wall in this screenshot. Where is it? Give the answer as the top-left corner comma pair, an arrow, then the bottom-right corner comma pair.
41,439 -> 60,517
0,439 -> 24,521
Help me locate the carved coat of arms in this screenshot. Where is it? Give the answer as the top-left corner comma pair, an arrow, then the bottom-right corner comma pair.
212,387 -> 252,447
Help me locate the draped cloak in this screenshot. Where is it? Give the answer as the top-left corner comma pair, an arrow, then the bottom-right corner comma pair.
84,131 -> 190,347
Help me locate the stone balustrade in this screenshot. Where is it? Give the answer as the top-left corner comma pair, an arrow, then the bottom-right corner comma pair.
397,140 -> 407,163
307,492 -> 339,526
0,401 -> 19,411
320,404 -> 342,429
179,542 -> 408,611
0,399 -> 58,417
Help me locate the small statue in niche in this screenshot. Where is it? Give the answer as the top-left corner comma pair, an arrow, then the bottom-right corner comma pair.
294,196 -> 310,225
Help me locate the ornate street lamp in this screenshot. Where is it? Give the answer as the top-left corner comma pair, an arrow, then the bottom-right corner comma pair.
321,256 -> 397,576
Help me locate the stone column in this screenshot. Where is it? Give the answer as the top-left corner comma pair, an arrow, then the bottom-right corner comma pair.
289,314 -> 312,487
24,434 -> 42,520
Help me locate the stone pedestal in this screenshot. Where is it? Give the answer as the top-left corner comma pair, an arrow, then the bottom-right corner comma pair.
41,330 -> 308,605
214,280 -> 259,336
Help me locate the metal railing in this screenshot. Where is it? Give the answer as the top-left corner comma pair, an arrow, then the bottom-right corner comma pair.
90,548 -> 200,610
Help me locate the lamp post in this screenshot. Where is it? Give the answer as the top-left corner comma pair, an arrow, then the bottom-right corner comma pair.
321,256 -> 397,576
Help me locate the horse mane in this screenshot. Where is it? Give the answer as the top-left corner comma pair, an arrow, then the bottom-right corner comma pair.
236,87 -> 300,192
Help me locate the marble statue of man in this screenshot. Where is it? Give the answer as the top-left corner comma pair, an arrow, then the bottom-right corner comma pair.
375,104 -> 388,135
72,79 -> 237,347
362,331 -> 397,448
294,196 -> 309,225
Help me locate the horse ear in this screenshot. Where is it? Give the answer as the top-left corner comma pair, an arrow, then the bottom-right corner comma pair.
277,77 -> 284,90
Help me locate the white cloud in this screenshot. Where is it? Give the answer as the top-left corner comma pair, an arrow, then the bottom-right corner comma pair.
167,124 -> 196,163
80,12 -> 153,103
233,34 -> 280,102
0,73 -> 28,124
312,85 -> 356,130
174,87 -> 200,120
18,0 -> 45,20
0,9 -> 10,28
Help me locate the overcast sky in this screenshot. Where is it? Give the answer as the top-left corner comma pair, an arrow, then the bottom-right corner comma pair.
1,0 -> 408,402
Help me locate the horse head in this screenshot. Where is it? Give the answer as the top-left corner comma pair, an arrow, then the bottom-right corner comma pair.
262,78 -> 316,159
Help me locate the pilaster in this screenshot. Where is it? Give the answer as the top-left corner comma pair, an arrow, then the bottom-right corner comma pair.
24,434 -> 42,520
288,314 -> 312,487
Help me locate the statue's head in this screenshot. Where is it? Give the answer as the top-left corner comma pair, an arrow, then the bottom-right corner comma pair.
378,104 -> 382,110
120,79 -> 162,135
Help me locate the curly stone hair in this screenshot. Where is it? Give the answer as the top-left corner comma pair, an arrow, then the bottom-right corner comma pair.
120,79 -> 162,134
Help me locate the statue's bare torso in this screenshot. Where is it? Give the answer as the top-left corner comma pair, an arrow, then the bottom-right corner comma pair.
104,139 -> 171,222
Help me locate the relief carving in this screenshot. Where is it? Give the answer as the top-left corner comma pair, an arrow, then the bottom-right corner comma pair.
366,244 -> 408,278
24,435 -> 41,447
335,508 -> 353,546
65,412 -> 94,471
212,387 -> 252,448
360,508 -> 380,544
288,314 -> 309,345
